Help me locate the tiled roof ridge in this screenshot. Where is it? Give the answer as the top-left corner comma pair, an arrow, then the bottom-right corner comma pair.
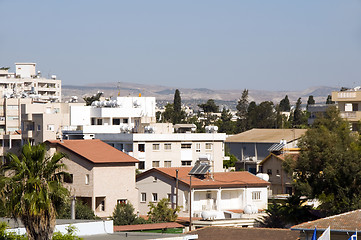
292,209 -> 361,229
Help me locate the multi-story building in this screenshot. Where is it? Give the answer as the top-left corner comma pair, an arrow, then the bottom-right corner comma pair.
21,102 -> 83,144
46,139 -> 139,218
0,63 -> 61,102
62,97 -> 226,172
64,96 -> 156,136
93,130 -> 226,172
332,87 -> 361,131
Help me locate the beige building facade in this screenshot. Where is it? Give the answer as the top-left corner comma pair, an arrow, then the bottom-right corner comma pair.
46,139 -> 139,218
332,88 -> 361,130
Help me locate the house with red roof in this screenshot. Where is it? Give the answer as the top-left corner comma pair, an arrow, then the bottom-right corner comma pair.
136,167 -> 270,218
291,209 -> 361,240
46,139 -> 139,218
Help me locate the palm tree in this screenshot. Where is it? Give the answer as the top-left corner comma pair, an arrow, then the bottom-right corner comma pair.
0,142 -> 69,240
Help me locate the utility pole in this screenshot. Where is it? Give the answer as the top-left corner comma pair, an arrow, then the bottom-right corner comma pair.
189,175 -> 192,232
176,169 -> 179,209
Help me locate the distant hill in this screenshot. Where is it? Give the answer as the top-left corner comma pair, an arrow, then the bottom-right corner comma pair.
62,82 -> 339,110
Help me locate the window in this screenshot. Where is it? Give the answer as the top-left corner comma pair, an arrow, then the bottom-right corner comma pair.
7,116 -> 19,121
7,105 -> 18,110
182,161 -> 192,166
123,119 -> 128,123
117,199 -> 127,205
205,143 -> 213,150
85,174 -> 89,185
152,193 -> 158,202
164,161 -> 171,168
91,118 -> 96,125
152,144 -> 160,151
37,125 -> 41,131
196,143 -> 201,152
112,118 -> 121,125
164,143 -> 172,150
181,143 -> 192,149
64,174 -> 73,183
267,169 -> 272,176
47,124 -> 54,131
152,161 -> 160,168
252,191 -> 261,200
100,200 -> 105,211
139,161 -> 145,169
153,177 -> 158,182
141,193 -> 146,202
97,119 -> 102,125
138,144 -> 145,152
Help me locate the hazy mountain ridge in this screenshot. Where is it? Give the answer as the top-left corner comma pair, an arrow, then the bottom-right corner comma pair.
62,82 -> 339,108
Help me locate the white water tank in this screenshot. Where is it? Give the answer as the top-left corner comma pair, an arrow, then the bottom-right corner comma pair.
256,173 -> 269,182
244,204 -> 258,214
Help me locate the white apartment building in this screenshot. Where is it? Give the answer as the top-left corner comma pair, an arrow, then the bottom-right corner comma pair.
65,96 -> 156,136
94,131 -> 226,172
62,96 -> 226,172
0,63 -> 61,102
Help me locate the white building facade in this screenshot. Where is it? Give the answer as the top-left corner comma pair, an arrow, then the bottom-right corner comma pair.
0,63 -> 61,102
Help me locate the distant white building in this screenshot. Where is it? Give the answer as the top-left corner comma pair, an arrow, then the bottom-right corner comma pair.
0,63 -> 61,102
65,96 -> 156,136
63,96 -> 226,172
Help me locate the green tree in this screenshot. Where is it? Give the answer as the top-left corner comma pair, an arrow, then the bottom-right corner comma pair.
172,89 -> 185,124
147,198 -> 180,222
52,225 -> 83,240
247,101 -> 277,129
284,106 -> 361,215
57,199 -> 96,220
112,202 -> 137,226
326,95 -> 334,104
0,143 -> 69,240
255,201 -> 286,228
223,152 -> 238,169
279,95 -> 291,111
236,89 -> 249,132
256,195 -> 315,228
198,99 -> 219,113
161,103 -> 174,123
0,222 -> 27,240
292,98 -> 307,127
306,95 -> 315,110
216,108 -> 235,134
83,92 -> 103,106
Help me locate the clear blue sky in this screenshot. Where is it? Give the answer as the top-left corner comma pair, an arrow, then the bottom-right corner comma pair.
1,0 -> 361,91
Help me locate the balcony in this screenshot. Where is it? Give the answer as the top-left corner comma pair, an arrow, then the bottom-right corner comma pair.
332,91 -> 361,101
340,111 -> 361,121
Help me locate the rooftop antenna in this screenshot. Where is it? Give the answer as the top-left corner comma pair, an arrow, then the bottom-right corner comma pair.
117,82 -> 121,96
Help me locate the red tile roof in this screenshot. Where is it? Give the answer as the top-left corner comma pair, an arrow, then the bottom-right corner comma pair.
292,209 -> 361,231
113,222 -> 183,232
137,167 -> 270,188
46,139 -> 139,164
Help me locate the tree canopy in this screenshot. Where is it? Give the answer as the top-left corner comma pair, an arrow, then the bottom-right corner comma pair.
0,143 -> 69,240
284,106 -> 361,215
279,95 -> 291,112
147,198 -> 180,222
198,99 -> 219,113
83,92 -> 103,106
